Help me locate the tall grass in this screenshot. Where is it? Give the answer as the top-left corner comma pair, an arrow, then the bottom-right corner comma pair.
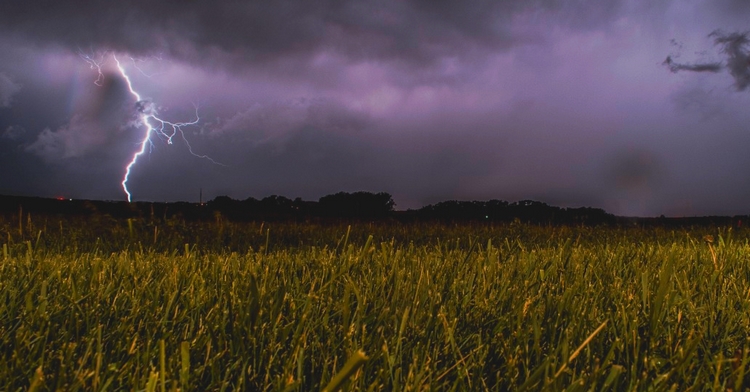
1,214 -> 750,390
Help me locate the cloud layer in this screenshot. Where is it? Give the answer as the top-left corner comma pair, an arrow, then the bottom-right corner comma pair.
2,1 -> 750,216
0,72 -> 21,107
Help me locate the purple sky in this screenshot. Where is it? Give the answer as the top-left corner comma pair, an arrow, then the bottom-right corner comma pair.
1,1 -> 750,216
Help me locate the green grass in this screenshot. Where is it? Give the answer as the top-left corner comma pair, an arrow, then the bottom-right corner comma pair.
2,213 -> 750,390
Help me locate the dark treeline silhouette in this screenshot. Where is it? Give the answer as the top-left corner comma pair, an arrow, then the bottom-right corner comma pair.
1,192 -> 748,226
209,192 -> 395,220
0,192 -> 398,222
408,199 -> 616,225
319,192 -> 396,218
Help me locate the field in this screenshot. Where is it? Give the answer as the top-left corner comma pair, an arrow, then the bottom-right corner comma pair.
2,211 -> 750,391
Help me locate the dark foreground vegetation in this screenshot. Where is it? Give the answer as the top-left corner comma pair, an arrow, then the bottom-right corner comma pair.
1,194 -> 750,390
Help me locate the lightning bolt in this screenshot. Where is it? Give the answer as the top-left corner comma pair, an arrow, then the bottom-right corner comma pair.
80,51 -> 223,202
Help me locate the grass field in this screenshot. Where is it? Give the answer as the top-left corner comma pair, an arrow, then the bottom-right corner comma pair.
2,212 -> 750,390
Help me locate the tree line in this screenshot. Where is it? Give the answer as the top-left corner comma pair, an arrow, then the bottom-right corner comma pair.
0,192 -> 620,225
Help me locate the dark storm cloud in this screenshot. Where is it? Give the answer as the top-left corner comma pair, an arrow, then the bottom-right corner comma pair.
0,1 -> 487,65
2,125 -> 25,141
663,56 -> 722,73
665,30 -> 750,91
5,0 -> 750,216
0,0 -> 629,70
711,30 -> 750,90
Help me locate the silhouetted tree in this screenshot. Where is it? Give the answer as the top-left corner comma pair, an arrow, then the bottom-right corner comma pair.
318,191 -> 395,218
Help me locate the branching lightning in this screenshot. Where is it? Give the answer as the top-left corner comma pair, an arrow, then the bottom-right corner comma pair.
80,51 -> 223,202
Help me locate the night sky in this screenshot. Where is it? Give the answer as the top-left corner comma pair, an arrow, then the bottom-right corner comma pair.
2,1 -> 750,216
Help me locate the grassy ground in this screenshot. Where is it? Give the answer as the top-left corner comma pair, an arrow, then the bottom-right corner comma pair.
1,213 -> 750,390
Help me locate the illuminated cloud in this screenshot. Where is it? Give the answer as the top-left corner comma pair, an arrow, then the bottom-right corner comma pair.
25,115 -> 107,161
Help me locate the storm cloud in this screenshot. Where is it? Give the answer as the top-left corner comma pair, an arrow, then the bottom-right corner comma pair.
2,1 -> 750,216
0,1 -> 628,64
0,72 -> 21,107
665,30 -> 750,91
664,56 -> 722,73
712,31 -> 750,90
